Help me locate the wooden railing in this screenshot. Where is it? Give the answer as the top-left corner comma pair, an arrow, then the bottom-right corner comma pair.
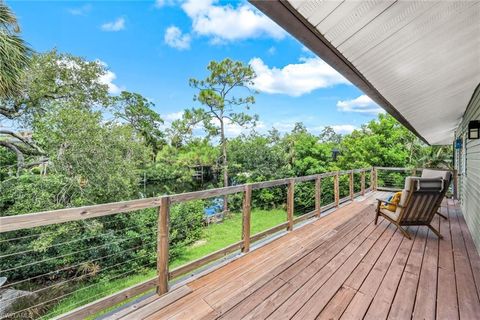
0,168 -> 374,319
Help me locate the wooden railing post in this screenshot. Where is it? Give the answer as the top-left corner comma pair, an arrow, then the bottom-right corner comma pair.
287,179 -> 295,231
241,184 -> 252,253
157,196 -> 170,295
349,171 -> 354,201
361,170 -> 366,196
334,172 -> 340,207
315,176 -> 322,217
453,169 -> 459,200
372,167 -> 378,191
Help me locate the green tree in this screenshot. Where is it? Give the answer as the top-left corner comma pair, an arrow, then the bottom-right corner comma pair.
415,145 -> 453,169
0,2 -> 31,98
33,105 -> 148,205
337,114 -> 418,169
1,50 -> 111,173
186,58 -> 258,210
113,91 -> 165,162
228,132 -> 289,183
319,126 -> 342,144
282,123 -> 333,176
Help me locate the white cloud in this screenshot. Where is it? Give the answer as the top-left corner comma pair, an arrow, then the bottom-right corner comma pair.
164,26 -> 191,50
249,57 -> 350,96
98,70 -> 123,94
268,46 -> 276,55
336,95 -> 384,115
96,60 -> 124,95
331,124 -> 357,134
101,17 -> 125,32
68,4 -> 92,16
181,0 -> 285,43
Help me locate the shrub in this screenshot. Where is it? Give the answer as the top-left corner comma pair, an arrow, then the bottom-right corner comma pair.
169,200 -> 205,260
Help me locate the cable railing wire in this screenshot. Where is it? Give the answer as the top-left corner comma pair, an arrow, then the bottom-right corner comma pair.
1,241 -> 156,290
0,222 -> 157,260
1,230 -> 156,274
0,246 -> 156,305
3,261 -> 157,320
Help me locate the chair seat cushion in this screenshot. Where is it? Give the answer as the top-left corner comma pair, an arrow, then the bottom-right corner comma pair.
380,208 -> 399,221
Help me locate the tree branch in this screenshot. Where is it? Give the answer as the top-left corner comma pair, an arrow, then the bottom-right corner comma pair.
0,129 -> 45,154
0,140 -> 24,174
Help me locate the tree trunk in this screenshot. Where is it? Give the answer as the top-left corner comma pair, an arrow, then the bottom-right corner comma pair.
220,118 -> 229,212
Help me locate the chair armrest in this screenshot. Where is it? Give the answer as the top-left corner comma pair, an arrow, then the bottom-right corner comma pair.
376,198 -> 403,208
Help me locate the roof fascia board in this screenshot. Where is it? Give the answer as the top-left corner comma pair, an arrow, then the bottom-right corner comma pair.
250,0 -> 430,145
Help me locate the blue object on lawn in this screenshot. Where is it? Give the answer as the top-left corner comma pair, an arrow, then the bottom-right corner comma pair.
204,198 -> 224,216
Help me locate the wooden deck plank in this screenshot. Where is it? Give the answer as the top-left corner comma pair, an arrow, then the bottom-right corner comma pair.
338,225 -> 405,319
363,226 -> 419,320
203,206 -> 371,311
387,224 -> 428,319
110,195 -> 480,320
282,220 -> 391,319
210,208 -> 373,319
294,219 -> 400,319
412,216 -> 440,320
436,203 -> 459,320
448,199 -> 480,319
316,285 -> 357,320
456,201 -> 480,299
219,211 -> 376,320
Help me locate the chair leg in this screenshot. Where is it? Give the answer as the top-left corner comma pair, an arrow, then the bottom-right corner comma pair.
436,211 -> 448,220
396,224 -> 412,240
428,224 -> 443,239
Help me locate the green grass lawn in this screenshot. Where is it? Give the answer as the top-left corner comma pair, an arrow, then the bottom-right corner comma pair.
170,208 -> 287,269
46,208 -> 287,318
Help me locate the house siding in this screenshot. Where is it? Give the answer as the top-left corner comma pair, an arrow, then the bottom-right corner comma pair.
455,84 -> 480,253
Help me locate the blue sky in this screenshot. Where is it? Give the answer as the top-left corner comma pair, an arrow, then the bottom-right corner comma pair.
8,0 -> 384,136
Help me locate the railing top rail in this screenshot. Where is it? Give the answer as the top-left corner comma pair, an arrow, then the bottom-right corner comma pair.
374,167 -> 454,172
0,167 -> 372,233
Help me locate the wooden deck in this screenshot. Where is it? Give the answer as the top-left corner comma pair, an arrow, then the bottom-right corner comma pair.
107,193 -> 480,320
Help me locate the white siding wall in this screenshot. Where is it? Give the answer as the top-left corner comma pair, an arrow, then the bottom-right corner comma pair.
455,84 -> 480,253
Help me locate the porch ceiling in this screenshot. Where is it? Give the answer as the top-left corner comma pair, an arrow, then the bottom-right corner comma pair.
251,0 -> 480,145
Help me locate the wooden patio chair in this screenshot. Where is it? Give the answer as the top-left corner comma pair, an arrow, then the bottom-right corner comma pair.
375,171 -> 451,239
420,169 -> 452,219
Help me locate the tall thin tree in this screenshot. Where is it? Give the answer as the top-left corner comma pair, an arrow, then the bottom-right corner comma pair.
187,58 -> 257,211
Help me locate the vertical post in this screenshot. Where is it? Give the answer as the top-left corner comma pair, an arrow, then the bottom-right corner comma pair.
361,170 -> 366,196
157,196 -> 170,295
334,173 -> 340,207
287,179 -> 295,231
242,184 -> 252,253
349,171 -> 354,201
373,167 -> 378,191
315,176 -> 322,217
453,169 -> 458,200
370,168 -> 375,191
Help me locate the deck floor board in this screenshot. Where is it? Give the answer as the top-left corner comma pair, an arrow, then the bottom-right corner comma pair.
116,193 -> 480,320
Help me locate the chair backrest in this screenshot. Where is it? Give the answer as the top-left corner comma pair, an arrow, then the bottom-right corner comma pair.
421,168 -> 452,184
397,176 -> 448,224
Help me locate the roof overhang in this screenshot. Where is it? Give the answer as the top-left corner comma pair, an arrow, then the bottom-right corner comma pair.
250,0 -> 480,145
